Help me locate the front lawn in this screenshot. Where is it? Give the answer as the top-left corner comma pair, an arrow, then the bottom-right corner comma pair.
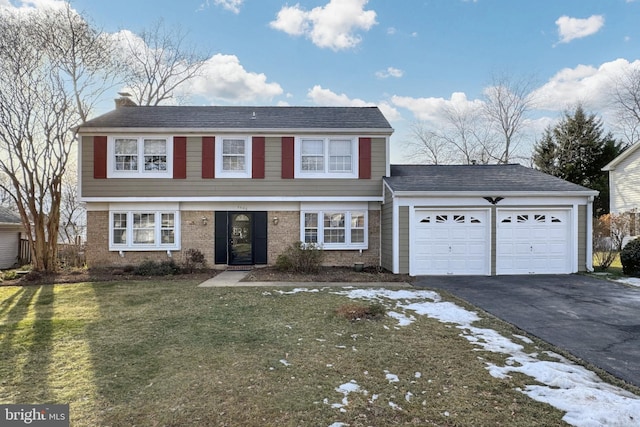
0,280 -> 629,426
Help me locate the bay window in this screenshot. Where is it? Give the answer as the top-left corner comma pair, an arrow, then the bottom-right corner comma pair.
302,210 -> 367,249
110,211 -> 179,251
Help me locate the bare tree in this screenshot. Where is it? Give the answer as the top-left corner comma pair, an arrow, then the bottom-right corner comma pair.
483,73 -> 535,163
404,121 -> 455,165
0,5 -> 111,271
612,66 -> 640,145
118,20 -> 208,106
406,102 -> 498,165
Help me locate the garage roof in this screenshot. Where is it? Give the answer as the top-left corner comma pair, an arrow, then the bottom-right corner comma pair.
0,206 -> 21,225
385,164 -> 597,194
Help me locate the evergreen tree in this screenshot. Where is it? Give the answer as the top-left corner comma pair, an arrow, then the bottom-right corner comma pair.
533,105 -> 627,215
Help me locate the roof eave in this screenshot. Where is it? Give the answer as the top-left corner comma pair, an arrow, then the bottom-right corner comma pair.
387,190 -> 599,197
76,127 -> 394,135
602,142 -> 640,171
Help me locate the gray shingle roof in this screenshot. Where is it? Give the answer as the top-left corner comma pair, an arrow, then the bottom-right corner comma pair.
385,164 -> 596,193
0,206 -> 21,224
78,106 -> 393,131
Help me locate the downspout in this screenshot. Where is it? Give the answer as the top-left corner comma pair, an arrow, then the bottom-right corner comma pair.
586,196 -> 594,272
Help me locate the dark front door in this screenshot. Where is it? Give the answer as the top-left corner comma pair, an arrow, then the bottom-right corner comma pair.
215,211 -> 267,265
229,213 -> 253,265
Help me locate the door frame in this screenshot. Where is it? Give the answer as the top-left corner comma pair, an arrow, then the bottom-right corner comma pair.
215,211 -> 268,265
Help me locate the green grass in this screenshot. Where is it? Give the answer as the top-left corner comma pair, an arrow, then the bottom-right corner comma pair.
0,280 -> 574,426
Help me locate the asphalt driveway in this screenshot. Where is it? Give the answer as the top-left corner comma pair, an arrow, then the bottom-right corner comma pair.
414,274 -> 640,388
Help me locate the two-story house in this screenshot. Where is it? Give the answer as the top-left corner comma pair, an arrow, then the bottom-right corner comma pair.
78,100 -> 598,275
77,102 -> 392,269
602,143 -> 640,238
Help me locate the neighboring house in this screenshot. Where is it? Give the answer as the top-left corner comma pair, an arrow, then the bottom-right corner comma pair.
77,101 -> 597,275
382,165 -> 597,275
0,206 -> 23,269
602,143 -> 640,236
77,103 -> 392,269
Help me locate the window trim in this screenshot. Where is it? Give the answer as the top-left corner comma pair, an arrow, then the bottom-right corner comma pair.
300,209 -> 368,250
214,136 -> 252,178
109,210 -> 180,251
294,136 -> 358,178
107,136 -> 173,178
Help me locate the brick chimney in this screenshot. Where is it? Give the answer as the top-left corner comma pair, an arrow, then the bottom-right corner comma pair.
115,92 -> 137,108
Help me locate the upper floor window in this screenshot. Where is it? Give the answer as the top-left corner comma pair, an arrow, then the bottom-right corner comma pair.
215,136 -> 252,178
295,137 -> 357,178
108,136 -> 172,178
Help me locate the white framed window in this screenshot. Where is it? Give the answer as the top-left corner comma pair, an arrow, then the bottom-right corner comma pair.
107,136 -> 173,178
295,137 -> 357,178
109,210 -> 180,251
301,209 -> 367,250
215,136 -> 252,178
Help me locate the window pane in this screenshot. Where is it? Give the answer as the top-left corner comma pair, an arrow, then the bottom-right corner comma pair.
329,140 -> 352,172
115,139 -> 137,154
133,213 -> 155,244
324,229 -> 345,243
324,213 -> 345,228
161,213 -> 175,244
112,213 -> 127,244
223,139 -> 245,154
351,212 -> 365,228
351,229 -> 364,243
223,156 -> 245,171
144,140 -> 167,171
161,213 -> 174,227
304,213 -> 318,243
302,156 -> 324,171
301,139 -> 323,155
301,139 -> 324,172
161,229 -> 174,244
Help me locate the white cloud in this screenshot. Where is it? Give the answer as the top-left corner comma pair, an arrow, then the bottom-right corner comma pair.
307,85 -> 401,121
391,92 -> 484,123
555,15 -> 604,44
270,0 -> 377,51
198,0 -> 243,14
184,54 -> 283,103
531,58 -> 640,112
375,67 -> 403,79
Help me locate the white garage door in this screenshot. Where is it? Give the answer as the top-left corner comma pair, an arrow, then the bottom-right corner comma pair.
413,210 -> 490,275
496,210 -> 571,275
0,230 -> 19,269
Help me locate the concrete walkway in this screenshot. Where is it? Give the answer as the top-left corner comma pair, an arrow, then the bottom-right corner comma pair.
198,270 -> 411,288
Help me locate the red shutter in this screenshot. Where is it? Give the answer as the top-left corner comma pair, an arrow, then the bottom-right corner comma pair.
281,136 -> 295,179
93,136 -> 107,179
252,136 -> 265,179
202,136 -> 215,179
173,136 -> 187,179
358,137 -> 372,179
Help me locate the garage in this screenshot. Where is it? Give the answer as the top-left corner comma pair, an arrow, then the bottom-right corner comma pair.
496,209 -> 571,275
412,209 -> 490,275
382,164 -> 597,276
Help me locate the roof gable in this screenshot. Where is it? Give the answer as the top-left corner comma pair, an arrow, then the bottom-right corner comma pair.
78,106 -> 393,132
602,142 -> 640,171
385,164 -> 597,194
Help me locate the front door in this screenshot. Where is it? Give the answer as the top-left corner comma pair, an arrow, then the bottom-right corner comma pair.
229,212 -> 253,265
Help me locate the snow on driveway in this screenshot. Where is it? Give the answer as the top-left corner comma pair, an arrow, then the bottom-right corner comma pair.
276,287 -> 640,427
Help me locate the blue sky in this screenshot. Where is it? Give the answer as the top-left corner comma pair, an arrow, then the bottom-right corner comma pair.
3,0 -> 640,162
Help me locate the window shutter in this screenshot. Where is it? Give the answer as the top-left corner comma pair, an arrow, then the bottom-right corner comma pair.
281,136 -> 295,179
252,136 -> 265,179
93,136 -> 107,179
173,137 -> 187,179
358,137 -> 372,179
202,136 -> 215,179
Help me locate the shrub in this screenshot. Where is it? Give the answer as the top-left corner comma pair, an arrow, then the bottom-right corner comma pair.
335,303 -> 386,321
2,270 -> 18,281
275,242 -> 324,273
593,215 -> 618,271
133,259 -> 182,276
183,248 -> 207,272
620,239 -> 640,277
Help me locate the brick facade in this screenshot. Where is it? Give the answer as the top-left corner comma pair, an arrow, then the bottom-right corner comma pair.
87,209 -> 381,269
